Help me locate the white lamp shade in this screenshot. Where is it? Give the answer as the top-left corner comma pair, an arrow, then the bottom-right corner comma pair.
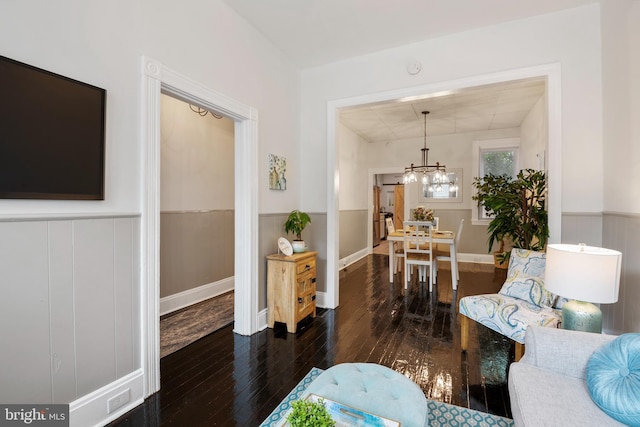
545,244 -> 622,304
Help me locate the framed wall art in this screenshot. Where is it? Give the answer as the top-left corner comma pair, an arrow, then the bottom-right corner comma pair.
269,154 -> 287,190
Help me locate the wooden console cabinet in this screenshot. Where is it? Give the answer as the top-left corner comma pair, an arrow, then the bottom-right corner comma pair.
267,251 -> 317,333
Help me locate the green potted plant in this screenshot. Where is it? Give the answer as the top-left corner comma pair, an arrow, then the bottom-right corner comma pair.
284,210 -> 311,253
287,398 -> 335,427
472,169 -> 549,268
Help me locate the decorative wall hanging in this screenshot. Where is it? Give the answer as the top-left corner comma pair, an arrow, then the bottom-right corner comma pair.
269,154 -> 287,190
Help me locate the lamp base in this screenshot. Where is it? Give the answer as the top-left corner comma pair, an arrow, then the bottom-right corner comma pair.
561,300 -> 602,333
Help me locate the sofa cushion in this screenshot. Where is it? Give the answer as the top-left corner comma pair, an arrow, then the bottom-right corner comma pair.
586,333 -> 640,427
459,294 -> 561,344
499,273 -> 556,308
509,362 -> 626,426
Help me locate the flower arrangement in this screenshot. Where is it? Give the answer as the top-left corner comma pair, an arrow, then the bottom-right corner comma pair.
412,206 -> 434,222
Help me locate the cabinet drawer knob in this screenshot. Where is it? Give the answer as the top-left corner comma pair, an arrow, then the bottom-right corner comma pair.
298,297 -> 303,304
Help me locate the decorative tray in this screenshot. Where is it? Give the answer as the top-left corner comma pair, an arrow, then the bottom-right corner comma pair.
277,393 -> 401,427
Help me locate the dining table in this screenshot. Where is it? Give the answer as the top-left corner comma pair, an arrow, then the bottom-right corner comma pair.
386,229 -> 458,286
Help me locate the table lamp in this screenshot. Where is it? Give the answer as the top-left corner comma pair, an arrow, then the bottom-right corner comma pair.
544,243 -> 622,333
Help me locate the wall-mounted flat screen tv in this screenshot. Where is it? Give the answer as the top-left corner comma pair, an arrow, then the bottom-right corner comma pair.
0,55 -> 106,200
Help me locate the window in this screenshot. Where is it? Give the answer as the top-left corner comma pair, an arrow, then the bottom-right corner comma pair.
472,138 -> 520,224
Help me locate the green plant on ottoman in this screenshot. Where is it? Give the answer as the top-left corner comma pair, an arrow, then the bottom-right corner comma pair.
287,398 -> 335,427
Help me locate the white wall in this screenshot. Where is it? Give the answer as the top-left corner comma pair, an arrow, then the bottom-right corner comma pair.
337,122 -> 369,210
602,0 -> 639,213
160,94 -> 234,211
300,5 -> 603,215
143,0 -> 301,214
520,96 -> 548,171
0,0 -> 301,217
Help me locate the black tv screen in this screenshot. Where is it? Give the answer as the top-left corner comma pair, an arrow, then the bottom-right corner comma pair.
0,55 -> 106,200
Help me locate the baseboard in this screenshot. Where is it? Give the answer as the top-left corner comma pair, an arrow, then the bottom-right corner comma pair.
258,307 -> 268,331
457,253 -> 494,264
338,248 -> 369,270
70,369 -> 144,427
160,277 -> 234,316
314,291 -> 329,308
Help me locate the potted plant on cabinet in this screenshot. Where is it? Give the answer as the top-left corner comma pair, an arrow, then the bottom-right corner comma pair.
284,210 -> 311,253
472,169 -> 549,268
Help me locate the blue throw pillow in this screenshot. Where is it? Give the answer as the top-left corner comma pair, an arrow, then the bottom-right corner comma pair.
586,333 -> 640,426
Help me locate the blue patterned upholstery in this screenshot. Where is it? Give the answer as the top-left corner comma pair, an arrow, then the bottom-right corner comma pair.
507,248 -> 546,277
459,248 -> 561,344
459,294 -> 561,344
499,274 -> 556,307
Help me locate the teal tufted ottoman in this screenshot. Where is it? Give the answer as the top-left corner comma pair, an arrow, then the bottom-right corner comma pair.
304,363 -> 428,427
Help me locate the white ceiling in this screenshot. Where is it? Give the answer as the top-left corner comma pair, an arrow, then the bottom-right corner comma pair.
222,0 -> 593,140
340,77 -> 546,143
222,0 -> 599,68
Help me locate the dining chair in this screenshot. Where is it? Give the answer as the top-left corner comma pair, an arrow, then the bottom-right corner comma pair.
434,219 -> 464,290
403,220 -> 434,292
386,217 -> 404,274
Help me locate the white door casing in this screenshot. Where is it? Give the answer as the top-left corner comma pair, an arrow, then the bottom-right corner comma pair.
141,56 -> 259,397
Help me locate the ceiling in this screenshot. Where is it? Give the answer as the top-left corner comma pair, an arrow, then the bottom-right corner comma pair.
222,0 -> 599,68
222,1 -> 593,140
339,77 -> 546,143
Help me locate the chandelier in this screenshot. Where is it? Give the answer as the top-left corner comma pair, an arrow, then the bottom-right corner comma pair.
403,111 -> 448,190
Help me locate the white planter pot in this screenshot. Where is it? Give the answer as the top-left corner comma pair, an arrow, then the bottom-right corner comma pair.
292,240 -> 307,253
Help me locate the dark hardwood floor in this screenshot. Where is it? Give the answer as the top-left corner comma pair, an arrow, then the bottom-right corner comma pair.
109,253 -> 512,426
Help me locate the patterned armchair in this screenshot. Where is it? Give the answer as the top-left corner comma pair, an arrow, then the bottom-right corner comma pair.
459,248 -> 564,361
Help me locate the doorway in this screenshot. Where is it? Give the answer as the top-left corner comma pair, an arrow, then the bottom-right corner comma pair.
373,172 -> 404,252
327,64 -> 563,310
142,57 -> 259,397
158,94 -> 235,357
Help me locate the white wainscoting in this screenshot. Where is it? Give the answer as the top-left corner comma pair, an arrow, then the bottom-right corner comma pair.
70,369 -> 144,427
0,215 -> 141,427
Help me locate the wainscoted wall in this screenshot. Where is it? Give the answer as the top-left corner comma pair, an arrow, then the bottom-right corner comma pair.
560,212 -> 603,246
560,212 -> 638,334
430,209 -> 487,256
0,215 -> 140,404
601,212 -> 640,334
160,210 -> 234,299
339,210 -> 367,259
259,211 -> 638,335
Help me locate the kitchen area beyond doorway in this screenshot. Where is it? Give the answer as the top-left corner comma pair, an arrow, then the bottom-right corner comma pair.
373,172 -> 405,247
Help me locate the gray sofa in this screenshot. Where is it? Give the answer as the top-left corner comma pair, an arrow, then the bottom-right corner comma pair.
508,326 -> 626,426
